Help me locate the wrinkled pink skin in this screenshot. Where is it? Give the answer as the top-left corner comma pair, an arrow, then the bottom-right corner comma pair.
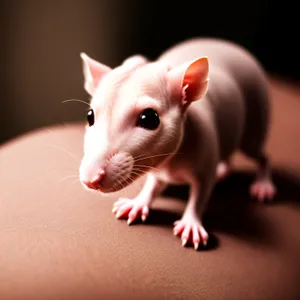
79,38 -> 276,250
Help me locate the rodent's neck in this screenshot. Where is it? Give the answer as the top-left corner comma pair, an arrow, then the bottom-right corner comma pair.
178,105 -> 207,154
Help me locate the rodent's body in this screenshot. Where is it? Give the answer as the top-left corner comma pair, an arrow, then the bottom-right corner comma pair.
79,37 -> 276,250
159,38 -> 269,166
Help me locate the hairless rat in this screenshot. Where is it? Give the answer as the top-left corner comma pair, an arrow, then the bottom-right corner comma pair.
79,38 -> 276,250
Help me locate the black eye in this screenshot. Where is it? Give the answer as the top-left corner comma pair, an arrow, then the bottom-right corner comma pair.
137,108 -> 160,130
87,109 -> 94,126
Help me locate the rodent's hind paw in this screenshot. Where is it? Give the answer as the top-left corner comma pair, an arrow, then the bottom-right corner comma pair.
250,179 -> 276,202
112,198 -> 150,225
216,161 -> 230,182
173,216 -> 208,250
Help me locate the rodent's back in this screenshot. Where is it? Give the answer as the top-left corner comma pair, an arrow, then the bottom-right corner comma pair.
158,38 -> 263,78
158,38 -> 268,100
159,38 -> 270,158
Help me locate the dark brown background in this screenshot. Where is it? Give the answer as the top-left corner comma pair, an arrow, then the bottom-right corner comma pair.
0,0 -> 299,144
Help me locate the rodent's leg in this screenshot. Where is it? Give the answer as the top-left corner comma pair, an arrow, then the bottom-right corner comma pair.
173,176 -> 214,250
247,152 -> 276,202
112,173 -> 166,225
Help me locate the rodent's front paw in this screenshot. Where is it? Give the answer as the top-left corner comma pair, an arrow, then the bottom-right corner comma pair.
173,215 -> 208,251
112,198 -> 150,225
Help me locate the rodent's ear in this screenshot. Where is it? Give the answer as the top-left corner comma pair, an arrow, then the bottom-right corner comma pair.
80,53 -> 112,96
122,55 -> 148,69
168,57 -> 209,111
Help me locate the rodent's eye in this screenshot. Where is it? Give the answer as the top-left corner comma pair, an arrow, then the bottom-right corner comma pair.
137,108 -> 160,130
87,109 -> 95,127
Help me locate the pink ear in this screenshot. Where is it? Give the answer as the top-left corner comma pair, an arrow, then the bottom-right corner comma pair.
80,52 -> 112,96
168,57 -> 209,109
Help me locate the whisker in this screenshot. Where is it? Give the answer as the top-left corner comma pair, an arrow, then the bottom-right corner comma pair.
116,177 -> 128,198
124,175 -> 136,192
134,152 -> 182,163
61,99 -> 90,108
59,175 -> 79,183
121,178 -> 130,198
134,164 -> 162,173
134,150 -> 183,162
132,167 -> 150,175
64,178 -> 81,194
125,175 -> 139,195
47,144 -> 81,163
71,179 -> 80,186
128,171 -> 146,192
130,170 -> 149,191
40,168 -> 78,183
131,169 -> 148,177
129,171 -> 142,178
132,153 -> 148,161
126,175 -> 136,185
50,167 -> 79,173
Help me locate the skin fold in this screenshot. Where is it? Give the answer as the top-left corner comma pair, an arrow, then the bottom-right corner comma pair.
79,38 -> 276,251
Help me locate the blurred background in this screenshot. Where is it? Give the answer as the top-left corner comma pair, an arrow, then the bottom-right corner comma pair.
0,0 -> 299,144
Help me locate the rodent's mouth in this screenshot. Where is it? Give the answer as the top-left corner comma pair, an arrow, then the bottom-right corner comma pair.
93,170 -> 141,194
101,161 -> 158,193
81,152 -> 159,194
91,152 -> 138,193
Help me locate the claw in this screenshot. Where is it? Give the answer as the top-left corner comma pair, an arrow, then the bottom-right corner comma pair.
116,211 -> 123,219
113,198 -> 150,224
173,220 -> 180,226
173,222 -> 185,236
173,215 -> 208,251
141,206 -> 149,222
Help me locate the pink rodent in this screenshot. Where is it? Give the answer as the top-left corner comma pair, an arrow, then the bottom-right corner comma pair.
79,37 -> 276,250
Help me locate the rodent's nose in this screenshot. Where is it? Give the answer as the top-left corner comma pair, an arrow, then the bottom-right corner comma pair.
82,169 -> 105,190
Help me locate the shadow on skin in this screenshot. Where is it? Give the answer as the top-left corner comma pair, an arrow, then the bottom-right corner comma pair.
140,168 -> 300,251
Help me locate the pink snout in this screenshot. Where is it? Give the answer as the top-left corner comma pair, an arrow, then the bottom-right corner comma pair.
80,151 -> 134,193
81,169 -> 106,190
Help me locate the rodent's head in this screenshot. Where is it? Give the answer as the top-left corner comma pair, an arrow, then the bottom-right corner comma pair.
79,53 -> 209,193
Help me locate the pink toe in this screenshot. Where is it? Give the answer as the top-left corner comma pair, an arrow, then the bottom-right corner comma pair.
181,224 -> 191,241
113,198 -> 128,207
259,188 -> 267,201
128,210 -> 137,221
141,206 -> 149,221
266,187 -> 273,199
192,225 -> 200,244
250,179 -> 276,202
198,226 -> 208,242
129,205 -> 140,217
174,222 -> 185,236
181,226 -> 191,247
116,203 -> 133,218
251,184 -> 258,195
257,190 -> 263,201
